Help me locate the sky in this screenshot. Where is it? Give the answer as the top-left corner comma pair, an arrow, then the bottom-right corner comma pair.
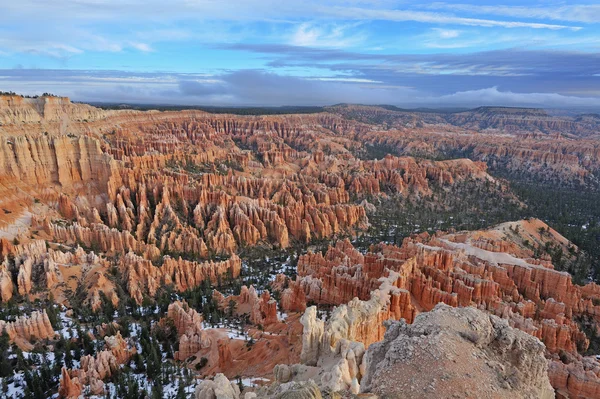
1,0 -> 599,108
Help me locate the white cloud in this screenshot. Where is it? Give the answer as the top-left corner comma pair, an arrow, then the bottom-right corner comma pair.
128,42 -> 154,52
428,3 -> 600,24
0,1 -> 582,30
290,23 -> 366,48
319,6 -> 581,30
432,28 -> 460,39
429,86 -> 600,108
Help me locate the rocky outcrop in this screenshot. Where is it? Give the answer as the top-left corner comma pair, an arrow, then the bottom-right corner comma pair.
59,332 -> 135,398
195,373 -> 241,399
255,380 -> 323,399
548,357 -> 600,399
297,271 -> 408,393
0,264 -> 14,302
291,221 -> 600,395
0,310 -> 55,350
215,285 -> 279,326
168,300 -> 204,336
58,367 -> 82,399
293,224 -> 598,357
166,300 -> 212,361
361,304 -> 555,398
0,95 -> 124,126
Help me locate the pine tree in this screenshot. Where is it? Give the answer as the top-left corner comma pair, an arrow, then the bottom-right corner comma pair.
176,381 -> 186,399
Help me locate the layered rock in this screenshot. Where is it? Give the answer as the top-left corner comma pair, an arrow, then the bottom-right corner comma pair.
290,220 -> 600,395
166,300 -> 211,361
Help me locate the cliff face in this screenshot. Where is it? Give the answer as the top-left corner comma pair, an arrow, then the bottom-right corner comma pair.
0,95 -> 129,126
0,134 -> 113,190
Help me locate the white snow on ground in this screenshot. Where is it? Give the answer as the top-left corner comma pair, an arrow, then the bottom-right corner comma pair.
129,322 -> 142,338
59,311 -> 78,339
241,377 -> 270,388
277,311 -> 288,321
89,374 -> 199,399
440,238 -> 571,274
202,322 -> 252,341
1,372 -> 26,399
226,327 -> 250,340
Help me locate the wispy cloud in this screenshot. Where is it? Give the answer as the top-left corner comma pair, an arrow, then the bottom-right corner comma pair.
433,86 -> 600,108
428,3 -> 600,24
432,28 -> 461,39
128,42 -> 154,52
290,23 -> 366,48
318,5 -> 581,30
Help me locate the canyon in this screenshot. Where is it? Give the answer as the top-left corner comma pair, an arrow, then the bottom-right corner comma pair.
0,95 -> 598,398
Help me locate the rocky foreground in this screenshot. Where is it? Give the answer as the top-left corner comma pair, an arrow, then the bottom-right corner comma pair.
0,95 -> 599,398
199,304 -> 555,399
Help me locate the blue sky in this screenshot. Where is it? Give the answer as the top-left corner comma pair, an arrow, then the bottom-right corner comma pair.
1,0 -> 599,108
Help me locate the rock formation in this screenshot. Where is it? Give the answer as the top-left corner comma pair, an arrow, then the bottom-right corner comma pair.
2,95 -> 600,398
0,310 -> 55,350
287,220 -> 600,395
361,304 -> 555,398
59,332 -> 135,397
214,285 -> 279,326
167,300 -> 211,361
195,373 -> 241,399
548,357 -> 600,399
121,252 -> 241,304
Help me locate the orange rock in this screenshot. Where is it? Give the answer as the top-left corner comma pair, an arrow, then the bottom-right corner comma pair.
120,252 -> 241,305
58,367 -> 83,399
549,358 -> 600,399
0,310 -> 55,350
59,332 -> 135,396
217,338 -> 233,371
215,285 -> 279,327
